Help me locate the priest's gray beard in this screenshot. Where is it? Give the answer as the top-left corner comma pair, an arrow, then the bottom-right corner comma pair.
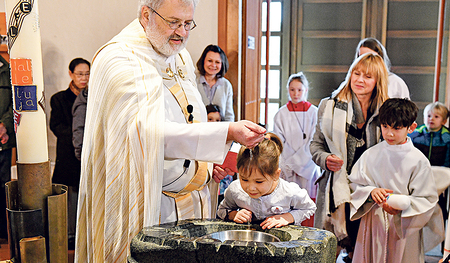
146,19 -> 188,57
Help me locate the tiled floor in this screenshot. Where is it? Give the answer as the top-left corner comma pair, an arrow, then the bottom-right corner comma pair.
425,244 -> 445,263
0,238 -> 74,263
0,240 -> 9,262
0,238 -> 443,263
336,248 -> 443,263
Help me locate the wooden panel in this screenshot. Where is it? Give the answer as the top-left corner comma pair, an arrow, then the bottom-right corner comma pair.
295,0 -> 364,102
387,30 -> 438,38
302,1 -> 362,31
302,31 -> 361,38
302,38 -> 360,66
388,0 -> 439,30
218,0 -> 240,121
241,0 -> 262,122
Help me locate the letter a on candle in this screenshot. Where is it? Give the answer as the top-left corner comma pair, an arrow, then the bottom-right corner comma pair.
14,85 -> 37,111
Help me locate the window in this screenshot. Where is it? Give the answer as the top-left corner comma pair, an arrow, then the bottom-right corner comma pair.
260,0 -> 283,131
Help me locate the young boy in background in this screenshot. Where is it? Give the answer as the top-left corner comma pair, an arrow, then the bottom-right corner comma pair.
349,98 -> 438,263
409,102 -> 450,223
410,102 -> 450,167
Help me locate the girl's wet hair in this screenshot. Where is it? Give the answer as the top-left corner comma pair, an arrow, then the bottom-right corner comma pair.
236,133 -> 283,179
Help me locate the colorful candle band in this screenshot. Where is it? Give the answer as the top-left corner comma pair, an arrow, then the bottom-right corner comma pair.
5,0 -> 48,163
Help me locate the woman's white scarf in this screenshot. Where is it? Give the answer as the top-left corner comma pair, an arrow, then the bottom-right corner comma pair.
321,98 -> 353,240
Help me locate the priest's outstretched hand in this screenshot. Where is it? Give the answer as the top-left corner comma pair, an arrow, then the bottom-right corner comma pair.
227,120 -> 266,149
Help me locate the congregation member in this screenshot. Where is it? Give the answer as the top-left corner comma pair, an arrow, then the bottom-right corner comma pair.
72,86 -> 88,161
50,57 -> 90,249
196,44 -> 235,121
410,102 -> 450,167
355,37 -> 410,99
0,56 -> 14,241
310,52 -> 389,262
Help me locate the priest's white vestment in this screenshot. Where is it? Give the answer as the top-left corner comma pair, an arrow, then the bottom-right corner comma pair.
75,19 -> 230,263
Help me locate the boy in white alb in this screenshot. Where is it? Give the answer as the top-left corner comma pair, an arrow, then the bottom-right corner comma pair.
349,98 -> 438,263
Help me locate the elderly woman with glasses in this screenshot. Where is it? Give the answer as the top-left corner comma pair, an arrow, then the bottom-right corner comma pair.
50,57 -> 90,188
49,57 -> 90,249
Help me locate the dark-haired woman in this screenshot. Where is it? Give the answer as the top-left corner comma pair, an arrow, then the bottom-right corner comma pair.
196,45 -> 234,122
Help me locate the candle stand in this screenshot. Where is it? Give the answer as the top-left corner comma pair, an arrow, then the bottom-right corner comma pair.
5,161 -> 68,262
3,0 -> 69,261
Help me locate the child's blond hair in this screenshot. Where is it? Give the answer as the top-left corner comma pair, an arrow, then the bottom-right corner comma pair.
424,102 -> 449,121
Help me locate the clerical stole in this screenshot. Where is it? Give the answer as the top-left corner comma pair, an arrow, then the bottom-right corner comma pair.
164,71 -> 209,220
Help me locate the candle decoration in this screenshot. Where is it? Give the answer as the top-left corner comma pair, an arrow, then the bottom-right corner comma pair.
6,0 -> 47,164
4,0 -> 68,262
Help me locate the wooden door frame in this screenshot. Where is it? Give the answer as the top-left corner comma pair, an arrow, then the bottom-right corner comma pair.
218,0 -> 262,123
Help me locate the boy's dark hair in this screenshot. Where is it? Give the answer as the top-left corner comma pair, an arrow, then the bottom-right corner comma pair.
206,104 -> 223,121
379,98 -> 418,128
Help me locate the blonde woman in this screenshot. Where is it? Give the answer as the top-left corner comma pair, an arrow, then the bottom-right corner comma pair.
310,52 -> 389,261
355,37 -> 410,99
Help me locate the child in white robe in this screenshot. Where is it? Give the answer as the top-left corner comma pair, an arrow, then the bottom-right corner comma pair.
217,133 -> 316,229
349,98 -> 438,263
273,72 -> 320,228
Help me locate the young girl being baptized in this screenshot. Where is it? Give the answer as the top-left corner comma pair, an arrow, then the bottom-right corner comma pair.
217,133 -> 316,229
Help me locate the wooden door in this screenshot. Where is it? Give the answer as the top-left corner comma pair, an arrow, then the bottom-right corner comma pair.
241,0 -> 262,122
219,0 -> 262,123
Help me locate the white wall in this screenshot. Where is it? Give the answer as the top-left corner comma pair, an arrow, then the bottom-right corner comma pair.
187,1 -> 218,67
1,0 -> 218,161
